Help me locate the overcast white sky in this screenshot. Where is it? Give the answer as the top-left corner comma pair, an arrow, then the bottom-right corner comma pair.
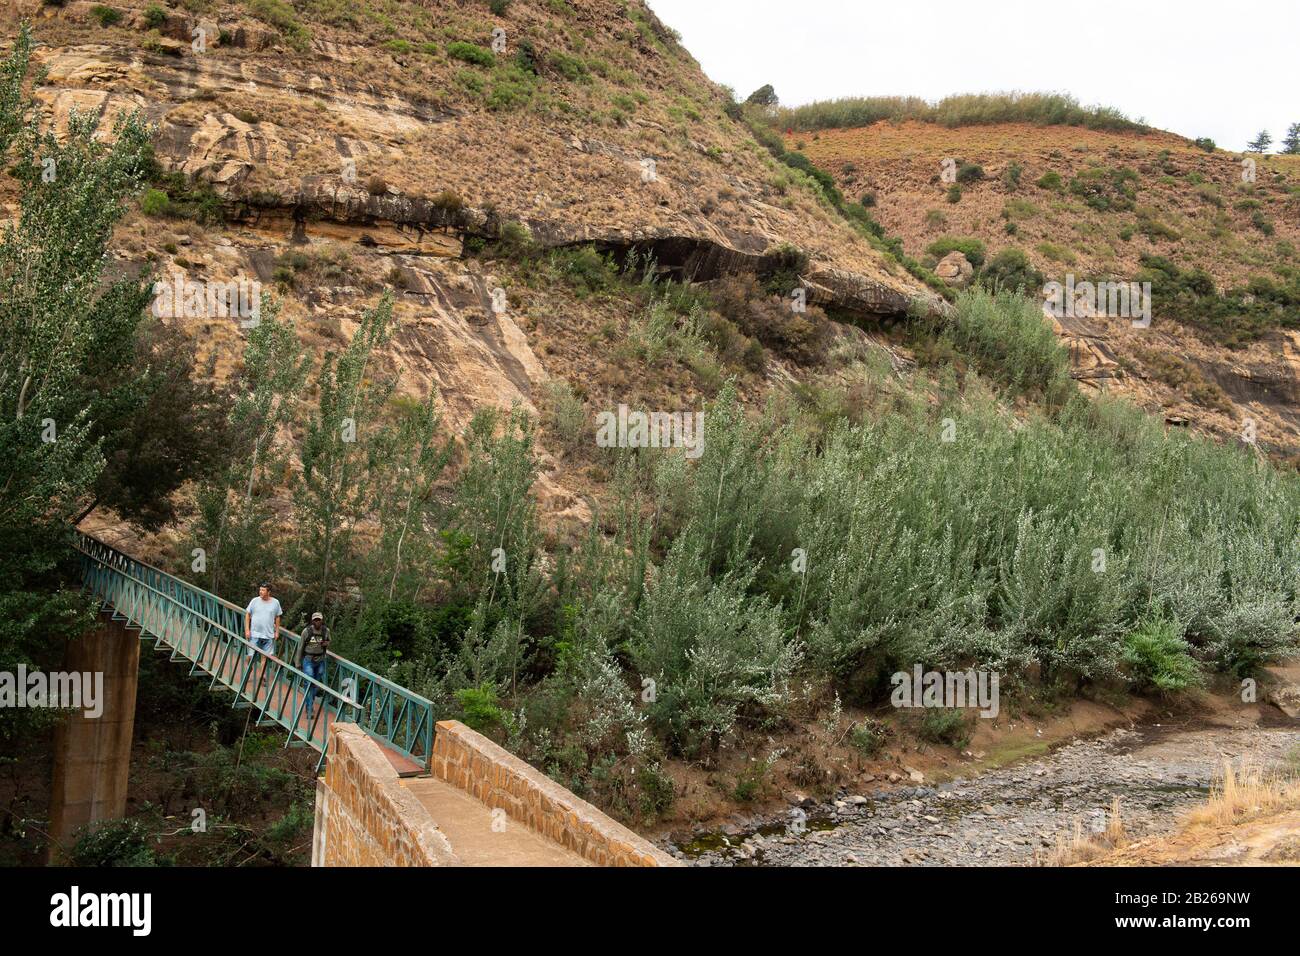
648,0 -> 1299,151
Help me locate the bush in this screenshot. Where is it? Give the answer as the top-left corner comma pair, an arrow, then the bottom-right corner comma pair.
513,39 -> 539,75
1136,254 -> 1300,346
1194,137 -> 1216,152
542,379 -> 587,453
68,819 -> 161,867
955,161 -> 985,184
630,515 -> 799,759
926,236 -> 987,269
455,683 -> 515,736
431,189 -> 463,212
494,219 -> 535,257
552,246 -> 617,295
979,247 -> 1044,297
1122,618 -> 1203,693
848,719 -> 886,756
1069,166 -> 1138,212
1036,170 -> 1063,191
89,5 -> 122,26
1251,211 -> 1275,236
939,289 -> 1068,398
548,51 -> 588,80
1136,210 -> 1180,241
247,0 -> 310,49
448,41 -> 495,67
710,273 -> 828,365
143,3 -> 167,28
946,183 -> 962,203
918,709 -> 972,749
775,92 -> 1146,134
140,187 -> 171,217
486,65 -> 538,111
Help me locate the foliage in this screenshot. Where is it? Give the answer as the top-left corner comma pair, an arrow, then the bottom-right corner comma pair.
926,236 -> 987,269
191,303 -> 309,598
292,296 -> 396,607
1136,254 -> 1300,347
67,819 -> 162,867
918,709 -> 973,749
775,92 -> 1147,134
1121,617 -> 1204,693
90,5 -> 123,26
978,247 -> 1044,296
448,41 -> 495,67
246,0 -> 311,50
1246,130 -> 1272,153
934,291 -> 1069,399
0,28 -> 177,735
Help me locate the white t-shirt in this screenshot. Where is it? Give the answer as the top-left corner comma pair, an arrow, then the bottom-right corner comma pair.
246,596 -> 283,641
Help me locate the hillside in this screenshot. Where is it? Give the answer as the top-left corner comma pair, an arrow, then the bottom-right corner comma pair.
4,0 -> 955,533
3,1 -> 1299,849
785,118 -> 1300,460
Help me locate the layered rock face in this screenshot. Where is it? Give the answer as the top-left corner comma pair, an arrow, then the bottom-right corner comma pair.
8,0 -> 947,550
22,0 -> 932,332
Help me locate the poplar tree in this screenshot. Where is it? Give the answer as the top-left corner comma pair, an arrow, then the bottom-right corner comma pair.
292,295 -> 396,609
192,301 -> 309,598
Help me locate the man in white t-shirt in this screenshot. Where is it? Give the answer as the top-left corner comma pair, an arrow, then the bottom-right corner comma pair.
244,582 -> 283,671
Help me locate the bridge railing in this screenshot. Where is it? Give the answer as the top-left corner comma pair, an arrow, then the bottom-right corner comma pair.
73,532 -> 435,770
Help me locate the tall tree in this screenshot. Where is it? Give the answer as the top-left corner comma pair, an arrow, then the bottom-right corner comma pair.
192,301 -> 308,599
745,84 -> 778,108
364,392 -> 452,603
292,295 -> 396,610
0,25 -> 156,729
1282,122 -> 1300,155
77,318 -> 233,530
1246,129 -> 1272,153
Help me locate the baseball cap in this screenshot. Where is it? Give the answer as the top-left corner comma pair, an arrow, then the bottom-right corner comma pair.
311,611 -> 324,621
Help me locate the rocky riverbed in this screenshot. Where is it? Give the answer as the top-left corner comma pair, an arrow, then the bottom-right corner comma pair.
664,719 -> 1300,866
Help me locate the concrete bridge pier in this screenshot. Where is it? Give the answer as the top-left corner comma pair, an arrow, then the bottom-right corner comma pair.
47,614 -> 140,862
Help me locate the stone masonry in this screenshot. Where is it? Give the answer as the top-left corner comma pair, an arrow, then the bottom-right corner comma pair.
428,719 -> 681,867
313,724 -> 458,866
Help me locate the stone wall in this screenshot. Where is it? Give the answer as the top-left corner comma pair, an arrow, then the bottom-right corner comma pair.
429,720 -> 681,867
312,724 -> 458,866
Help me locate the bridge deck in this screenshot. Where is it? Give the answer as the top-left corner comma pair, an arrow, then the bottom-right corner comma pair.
400,776 -> 589,866
204,647 -> 425,775
75,531 -> 436,772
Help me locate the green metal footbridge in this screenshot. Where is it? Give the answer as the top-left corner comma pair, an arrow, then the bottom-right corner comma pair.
74,531 -> 434,774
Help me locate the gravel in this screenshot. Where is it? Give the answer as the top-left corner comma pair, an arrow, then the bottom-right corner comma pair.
664,723 -> 1300,867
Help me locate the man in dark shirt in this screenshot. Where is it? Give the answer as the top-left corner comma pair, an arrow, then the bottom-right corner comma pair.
299,611 -> 330,720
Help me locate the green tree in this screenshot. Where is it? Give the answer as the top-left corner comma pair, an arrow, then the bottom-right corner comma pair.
745,84 -> 778,108
364,393 -> 452,603
0,25 -> 160,731
292,296 -> 396,608
192,301 -> 308,598
1282,122 -> 1300,155
77,320 -> 232,530
1246,129 -> 1272,153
